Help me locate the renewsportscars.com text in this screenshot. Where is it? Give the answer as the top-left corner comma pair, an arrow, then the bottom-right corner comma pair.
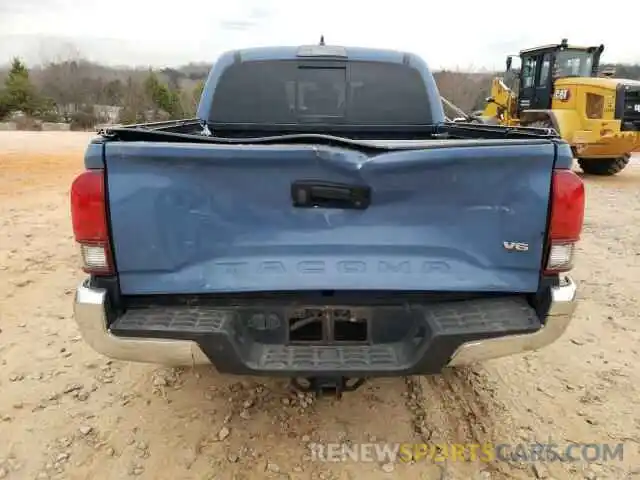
308,442 -> 625,464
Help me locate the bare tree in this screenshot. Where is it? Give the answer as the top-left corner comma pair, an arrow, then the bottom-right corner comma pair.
435,71 -> 495,113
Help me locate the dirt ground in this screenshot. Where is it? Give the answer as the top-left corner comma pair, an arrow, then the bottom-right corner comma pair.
1,131 -> 639,480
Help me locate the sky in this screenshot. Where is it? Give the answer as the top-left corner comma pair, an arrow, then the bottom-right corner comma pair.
1,0 -> 640,70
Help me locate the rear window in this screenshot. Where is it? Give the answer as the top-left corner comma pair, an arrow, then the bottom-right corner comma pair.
209,60 -> 432,125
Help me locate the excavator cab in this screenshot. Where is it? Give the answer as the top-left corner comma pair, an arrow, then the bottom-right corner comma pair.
507,38 -> 604,114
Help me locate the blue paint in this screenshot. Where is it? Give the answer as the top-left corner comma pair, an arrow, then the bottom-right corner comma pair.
83,140 -> 104,170
105,140 -> 556,295
88,46 -> 564,297
554,142 -> 574,169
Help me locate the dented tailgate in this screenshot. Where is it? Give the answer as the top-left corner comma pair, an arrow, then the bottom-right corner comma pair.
104,140 -> 555,295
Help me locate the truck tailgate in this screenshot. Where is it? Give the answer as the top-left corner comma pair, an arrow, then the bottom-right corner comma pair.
104,141 -> 555,295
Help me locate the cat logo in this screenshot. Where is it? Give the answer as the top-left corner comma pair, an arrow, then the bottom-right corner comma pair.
503,241 -> 529,252
553,88 -> 570,101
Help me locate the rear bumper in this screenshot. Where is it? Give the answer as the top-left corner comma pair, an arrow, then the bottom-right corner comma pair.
447,276 -> 576,366
73,284 -> 211,367
73,277 -> 577,374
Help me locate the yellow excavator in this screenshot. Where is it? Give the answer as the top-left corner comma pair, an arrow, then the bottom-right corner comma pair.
477,39 -> 640,175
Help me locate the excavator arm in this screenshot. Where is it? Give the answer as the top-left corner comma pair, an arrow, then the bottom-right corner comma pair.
440,74 -> 518,125
481,77 -> 518,125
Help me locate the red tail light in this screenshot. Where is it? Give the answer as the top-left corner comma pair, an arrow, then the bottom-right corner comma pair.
544,169 -> 585,274
70,170 -> 113,275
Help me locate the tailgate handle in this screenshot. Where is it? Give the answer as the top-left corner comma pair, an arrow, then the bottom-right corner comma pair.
291,181 -> 371,210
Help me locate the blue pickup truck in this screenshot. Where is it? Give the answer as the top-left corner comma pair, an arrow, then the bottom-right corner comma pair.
70,44 -> 584,396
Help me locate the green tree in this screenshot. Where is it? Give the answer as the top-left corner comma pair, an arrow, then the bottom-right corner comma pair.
1,57 -> 41,116
166,87 -> 183,119
144,71 -> 183,120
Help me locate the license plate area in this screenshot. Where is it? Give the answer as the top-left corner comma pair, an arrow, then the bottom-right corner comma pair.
287,306 -> 372,345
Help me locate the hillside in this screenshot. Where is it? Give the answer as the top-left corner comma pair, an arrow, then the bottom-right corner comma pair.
1,54 -> 639,127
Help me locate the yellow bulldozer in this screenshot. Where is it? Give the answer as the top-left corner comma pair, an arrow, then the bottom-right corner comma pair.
477,38 -> 640,175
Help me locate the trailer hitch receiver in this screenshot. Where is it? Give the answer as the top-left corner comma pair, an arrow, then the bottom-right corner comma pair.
291,376 -> 366,399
